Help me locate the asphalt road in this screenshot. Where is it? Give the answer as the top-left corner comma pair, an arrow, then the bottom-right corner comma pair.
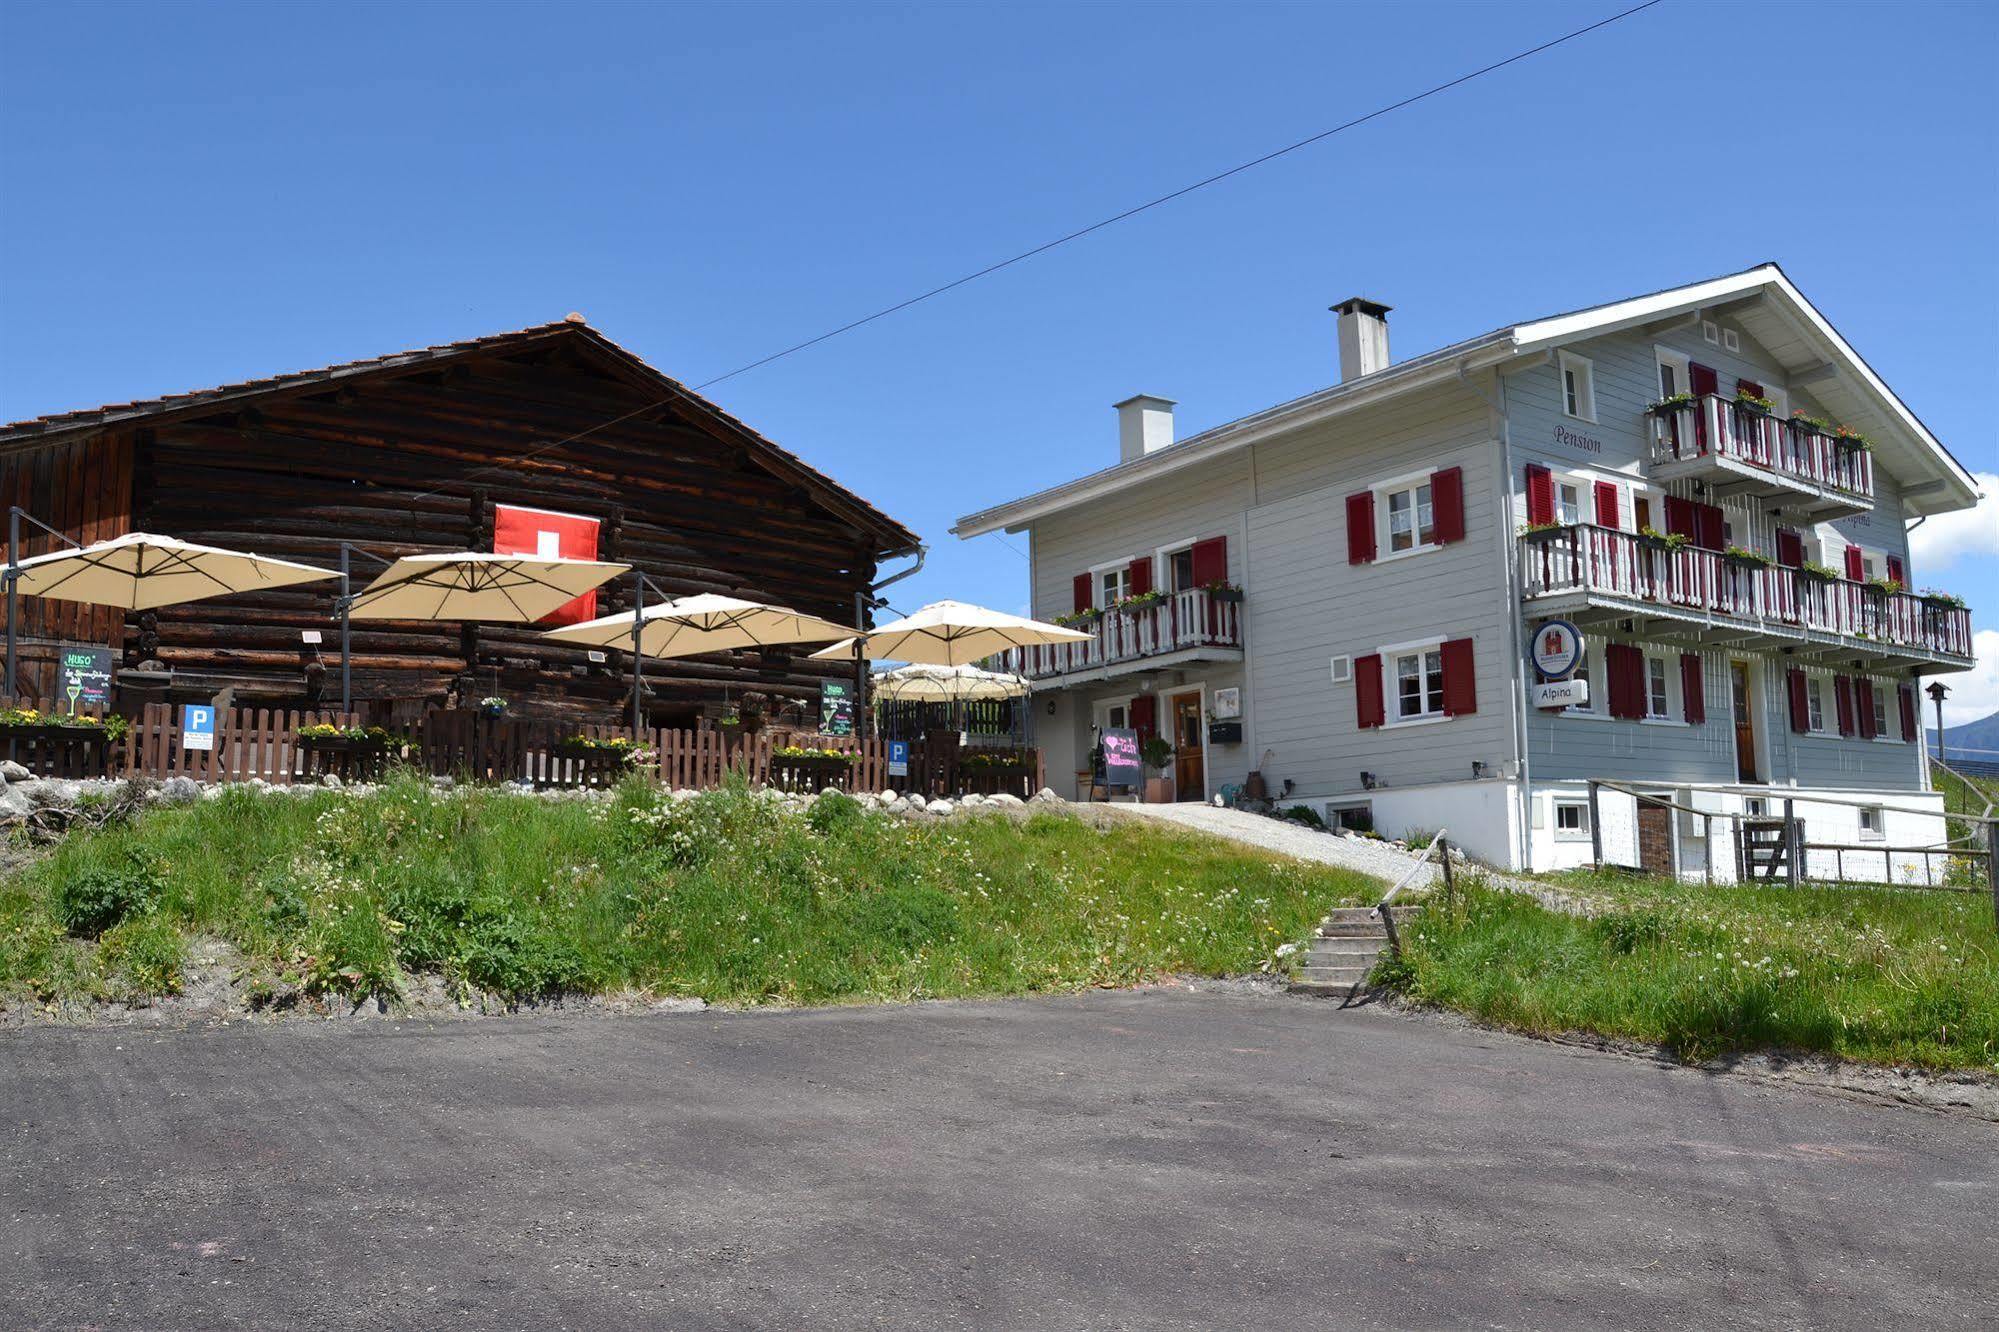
4,990 -> 1994,1330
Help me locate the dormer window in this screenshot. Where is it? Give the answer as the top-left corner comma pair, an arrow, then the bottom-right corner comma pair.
1559,351 -> 1596,422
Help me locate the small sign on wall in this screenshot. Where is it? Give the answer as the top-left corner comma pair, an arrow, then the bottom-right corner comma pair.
1531,620 -> 1584,679
1211,687 -> 1241,719
1529,679 -> 1589,710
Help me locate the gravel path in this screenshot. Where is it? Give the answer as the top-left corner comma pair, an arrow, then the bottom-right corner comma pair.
1104,802 -> 1442,886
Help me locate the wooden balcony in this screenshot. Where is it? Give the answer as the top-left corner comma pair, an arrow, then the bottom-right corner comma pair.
998,587 -> 1244,685
1520,525 -> 1972,669
1648,395 -> 1873,517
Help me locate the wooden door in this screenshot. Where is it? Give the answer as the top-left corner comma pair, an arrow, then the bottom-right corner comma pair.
1730,662 -> 1758,783
1171,691 -> 1204,801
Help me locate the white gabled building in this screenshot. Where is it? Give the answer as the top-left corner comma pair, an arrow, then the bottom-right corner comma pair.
953,264 -> 1982,880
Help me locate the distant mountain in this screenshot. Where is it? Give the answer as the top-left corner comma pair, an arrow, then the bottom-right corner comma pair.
1930,709 -> 1999,760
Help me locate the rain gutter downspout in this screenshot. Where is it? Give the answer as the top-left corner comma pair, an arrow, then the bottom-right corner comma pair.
858,544 -> 927,737
1459,357 -> 1531,871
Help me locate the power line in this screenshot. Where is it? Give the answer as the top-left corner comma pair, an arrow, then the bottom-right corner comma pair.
425,0 -> 1665,502
691,0 -> 1667,391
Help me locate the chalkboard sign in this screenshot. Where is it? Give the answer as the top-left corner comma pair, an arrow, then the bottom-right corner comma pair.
1099,727 -> 1142,789
59,647 -> 113,712
820,680 -> 855,736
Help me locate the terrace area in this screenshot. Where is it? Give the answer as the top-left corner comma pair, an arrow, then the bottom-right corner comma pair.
1648,394 -> 1874,519
992,587 -> 1244,686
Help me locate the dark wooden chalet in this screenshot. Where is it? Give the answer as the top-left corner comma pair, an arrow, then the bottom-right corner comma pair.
0,317 -> 920,726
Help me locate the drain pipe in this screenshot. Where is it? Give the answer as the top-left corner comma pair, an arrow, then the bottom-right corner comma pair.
1460,358 -> 1532,870
856,545 -> 927,736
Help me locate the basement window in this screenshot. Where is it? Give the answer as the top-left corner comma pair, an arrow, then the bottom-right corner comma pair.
1859,805 -> 1885,841
1553,801 -> 1591,841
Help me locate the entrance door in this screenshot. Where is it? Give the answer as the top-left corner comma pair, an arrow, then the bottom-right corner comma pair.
1729,661 -> 1759,783
1170,691 -> 1204,800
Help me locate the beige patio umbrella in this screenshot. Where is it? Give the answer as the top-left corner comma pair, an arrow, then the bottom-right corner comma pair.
5,529 -> 341,698
870,662 -> 1030,702
11,530 -> 337,610
541,592 -> 854,658
542,591 -> 856,737
345,552 -> 629,622
810,599 -> 1088,668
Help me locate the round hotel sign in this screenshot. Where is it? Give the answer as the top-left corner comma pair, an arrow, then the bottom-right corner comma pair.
1531,620 -> 1584,680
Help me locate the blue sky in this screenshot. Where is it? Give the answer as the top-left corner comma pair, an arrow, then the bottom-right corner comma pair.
3,0 -> 1995,719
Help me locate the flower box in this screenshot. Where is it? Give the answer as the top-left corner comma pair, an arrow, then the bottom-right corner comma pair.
1205,584 -> 1245,604
1518,523 -> 1568,542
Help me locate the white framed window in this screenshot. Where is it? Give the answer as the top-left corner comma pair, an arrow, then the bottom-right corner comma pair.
1553,800 -> 1591,841
1646,656 -> 1670,720
1393,646 -> 1445,722
1559,634 -> 1604,719
1555,479 -> 1584,527
1745,797 -> 1768,818
1702,320 -> 1720,345
1384,479 -> 1435,554
1858,805 -> 1885,841
1806,677 -> 1827,733
1871,684 -> 1890,740
1094,697 -> 1132,732
1329,654 -> 1352,685
1655,347 -> 1691,399
1094,564 -> 1131,609
1558,351 -> 1596,423
1722,328 -> 1741,352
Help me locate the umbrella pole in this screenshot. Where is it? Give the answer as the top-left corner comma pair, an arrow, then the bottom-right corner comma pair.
3,508 -> 16,700
853,590 -> 868,741
630,570 -> 644,742
339,543 -> 352,715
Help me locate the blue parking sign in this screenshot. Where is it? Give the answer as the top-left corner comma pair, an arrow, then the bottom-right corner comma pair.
181,704 -> 216,752
887,740 -> 909,778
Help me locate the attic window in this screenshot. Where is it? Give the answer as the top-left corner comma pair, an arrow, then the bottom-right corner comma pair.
1558,351 -> 1597,423
1722,328 -> 1742,352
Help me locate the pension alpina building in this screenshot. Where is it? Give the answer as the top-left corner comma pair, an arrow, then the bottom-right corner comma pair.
955,265 -> 1980,879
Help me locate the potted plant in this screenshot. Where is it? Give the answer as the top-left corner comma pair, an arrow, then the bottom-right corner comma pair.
1735,389 -> 1775,415
1646,392 -> 1695,416
1054,608 -> 1101,628
1722,545 -> 1774,569
1634,525 -> 1685,552
1867,576 -> 1905,597
1789,411 -> 1833,437
1517,520 -> 1566,540
771,744 -> 859,792
1920,588 -> 1967,610
1202,579 -> 1246,605
0,706 -> 125,778
1140,735 -> 1175,804
478,695 -> 509,719
1834,425 -> 1872,452
1798,560 -> 1840,583
716,710 -> 741,735
1113,589 -> 1167,615
737,690 -> 770,735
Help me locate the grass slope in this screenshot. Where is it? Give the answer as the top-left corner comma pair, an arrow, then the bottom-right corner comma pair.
0,774 -> 1375,1011
1378,872 -> 1999,1072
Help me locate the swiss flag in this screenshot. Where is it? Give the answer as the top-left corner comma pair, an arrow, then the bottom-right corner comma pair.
493,504 -> 601,626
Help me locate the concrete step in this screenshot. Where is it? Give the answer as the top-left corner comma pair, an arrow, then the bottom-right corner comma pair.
1290,978 -> 1365,998
1316,921 -> 1389,938
1297,963 -> 1374,984
1309,941 -> 1385,963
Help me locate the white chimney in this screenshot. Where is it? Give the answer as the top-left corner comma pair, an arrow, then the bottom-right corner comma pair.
1332,297 -> 1392,382
1114,394 -> 1176,463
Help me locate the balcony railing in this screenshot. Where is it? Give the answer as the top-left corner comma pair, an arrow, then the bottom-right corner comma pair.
1521,525 -> 1971,661
1001,587 -> 1244,679
1649,394 -> 1873,501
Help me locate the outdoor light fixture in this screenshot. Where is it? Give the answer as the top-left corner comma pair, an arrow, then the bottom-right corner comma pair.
1927,681 -> 1950,763
1472,760 -> 1490,779
1046,699 -> 1056,716
1360,771 -> 1378,790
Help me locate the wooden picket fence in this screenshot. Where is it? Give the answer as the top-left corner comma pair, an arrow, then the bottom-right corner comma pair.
0,698 -> 1046,797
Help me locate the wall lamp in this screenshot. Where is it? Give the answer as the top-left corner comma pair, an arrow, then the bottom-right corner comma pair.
1360,771 -> 1379,790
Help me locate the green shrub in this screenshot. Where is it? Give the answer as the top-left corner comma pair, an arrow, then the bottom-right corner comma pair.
55,851 -> 162,938
807,790 -> 864,836
456,912 -> 594,1000
1279,805 -> 1325,830
98,916 -> 184,1000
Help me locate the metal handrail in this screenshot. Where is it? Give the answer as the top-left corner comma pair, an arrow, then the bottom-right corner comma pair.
1373,827 -> 1449,915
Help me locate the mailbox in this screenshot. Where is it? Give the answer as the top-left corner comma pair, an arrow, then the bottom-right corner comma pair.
1207,721 -> 1243,745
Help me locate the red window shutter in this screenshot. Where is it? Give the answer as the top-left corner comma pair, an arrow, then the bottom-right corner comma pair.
1899,685 -> 1918,743
1189,535 -> 1227,586
1689,362 -> 1718,397
1885,555 -> 1904,586
1855,681 -> 1877,739
1843,546 -> 1865,581
1073,573 -> 1092,614
1593,480 -> 1620,529
1737,378 -> 1765,399
1440,637 -> 1476,717
1345,492 -> 1376,564
1128,694 -> 1157,743
1775,527 -> 1803,567
1525,465 -> 1554,526
1680,653 -> 1705,724
1835,676 -> 1855,737
1787,668 -> 1810,733
1695,503 -> 1727,552
1606,643 -> 1645,720
1354,653 -> 1385,729
1126,556 -> 1154,597
1431,467 -> 1465,544
1664,495 -> 1697,540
